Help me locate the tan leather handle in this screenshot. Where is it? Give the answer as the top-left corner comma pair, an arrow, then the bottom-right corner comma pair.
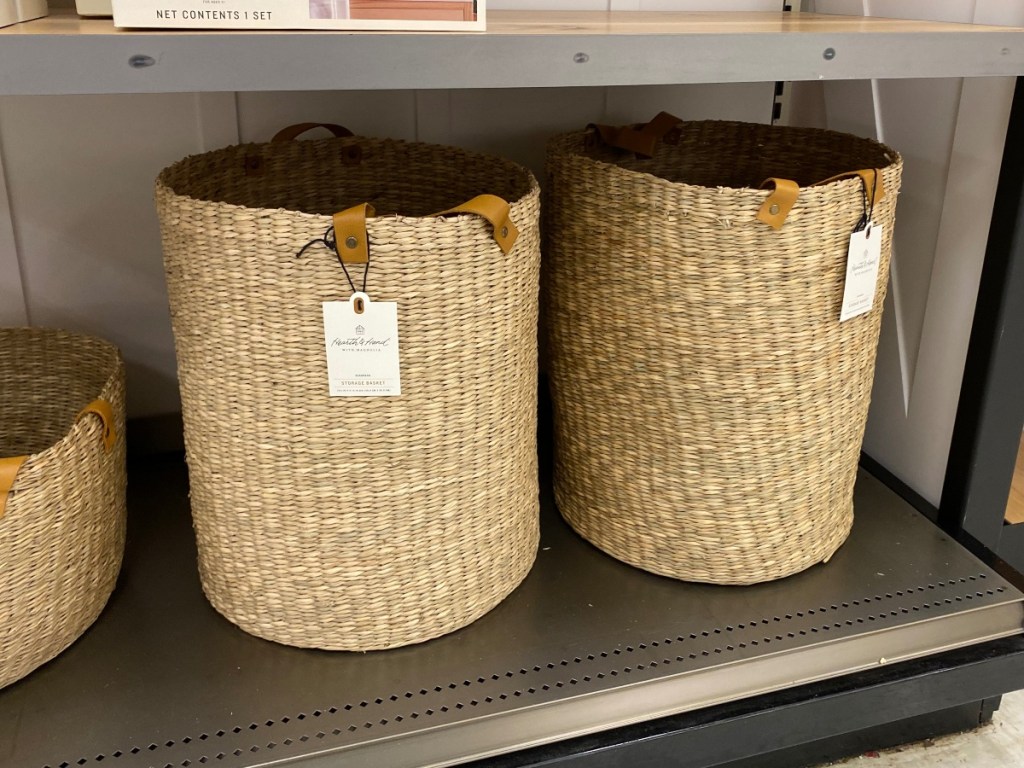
0,398 -> 115,520
758,169 -> 886,230
757,178 -> 801,230
591,111 -> 684,158
331,195 -> 519,263
78,398 -> 117,453
272,123 -> 355,142
0,456 -> 27,520
435,194 -> 519,254
814,169 -> 885,206
332,203 -> 376,265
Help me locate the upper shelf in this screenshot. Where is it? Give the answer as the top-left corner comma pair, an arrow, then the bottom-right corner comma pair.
2,10 -> 1024,95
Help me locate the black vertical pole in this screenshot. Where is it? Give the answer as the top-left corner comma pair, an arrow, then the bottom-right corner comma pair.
939,76 -> 1024,549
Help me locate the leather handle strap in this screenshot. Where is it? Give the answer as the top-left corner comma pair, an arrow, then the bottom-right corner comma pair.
758,168 -> 885,230
78,398 -> 117,452
272,123 -> 355,142
590,111 -> 684,158
757,178 -> 801,230
333,203 -> 376,265
331,195 -> 519,262
814,169 -> 885,206
435,194 -> 519,254
1,397 -> 115,520
0,456 -> 27,520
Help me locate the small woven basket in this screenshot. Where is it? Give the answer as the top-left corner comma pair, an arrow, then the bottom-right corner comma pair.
155,123 -> 541,651
545,116 -> 902,585
0,327 -> 126,689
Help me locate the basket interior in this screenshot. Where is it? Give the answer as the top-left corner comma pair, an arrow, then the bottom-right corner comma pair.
159,136 -> 535,217
565,120 -> 897,189
0,330 -> 118,457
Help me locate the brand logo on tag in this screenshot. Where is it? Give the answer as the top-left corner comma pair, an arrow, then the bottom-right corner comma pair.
355,325 -> 365,336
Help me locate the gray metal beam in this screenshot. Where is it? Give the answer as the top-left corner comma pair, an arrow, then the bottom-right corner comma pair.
1,12 -> 1024,95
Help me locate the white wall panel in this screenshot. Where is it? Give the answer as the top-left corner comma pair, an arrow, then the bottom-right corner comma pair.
0,137 -> 27,325
0,94 -> 202,416
438,88 -> 607,176
605,83 -> 774,125
809,0 -> 1024,505
236,90 -> 417,143
196,92 -> 241,150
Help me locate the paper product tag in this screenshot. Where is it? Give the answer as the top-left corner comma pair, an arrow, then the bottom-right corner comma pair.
839,222 -> 883,322
322,292 -> 401,396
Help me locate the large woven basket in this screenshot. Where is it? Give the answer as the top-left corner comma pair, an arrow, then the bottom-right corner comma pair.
0,327 -> 126,689
155,123 -> 541,650
545,115 -> 902,585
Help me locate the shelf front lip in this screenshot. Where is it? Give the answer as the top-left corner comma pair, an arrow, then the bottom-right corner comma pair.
2,12 -> 1024,94
235,603 -> 1024,768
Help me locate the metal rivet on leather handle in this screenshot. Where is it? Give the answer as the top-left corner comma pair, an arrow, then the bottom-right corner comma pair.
435,195 -> 519,254
331,205 -> 374,265
757,178 -> 801,230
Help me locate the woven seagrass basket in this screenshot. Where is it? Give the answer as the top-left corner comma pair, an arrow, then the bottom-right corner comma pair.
155,123 -> 540,650
0,327 -> 126,689
545,115 -> 902,585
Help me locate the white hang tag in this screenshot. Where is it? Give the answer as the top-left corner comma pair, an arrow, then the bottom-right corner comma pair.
839,222 -> 884,322
322,292 -> 401,397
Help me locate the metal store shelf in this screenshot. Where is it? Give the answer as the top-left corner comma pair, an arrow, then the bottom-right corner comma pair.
1,11 -> 1023,95
1,456 -> 1021,768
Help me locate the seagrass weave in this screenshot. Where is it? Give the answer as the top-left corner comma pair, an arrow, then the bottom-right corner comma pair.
0,327 -> 126,689
155,129 -> 540,650
545,119 -> 902,585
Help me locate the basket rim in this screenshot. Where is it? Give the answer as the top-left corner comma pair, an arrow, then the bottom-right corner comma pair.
547,119 -> 903,198
0,327 -> 123,469
155,134 -> 542,222
155,174 -> 543,228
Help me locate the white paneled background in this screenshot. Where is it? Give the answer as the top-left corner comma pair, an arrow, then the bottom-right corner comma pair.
0,0 -> 1021,505
805,0 -> 1024,504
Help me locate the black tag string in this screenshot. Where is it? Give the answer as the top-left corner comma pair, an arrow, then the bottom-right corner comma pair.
297,225 -> 371,295
853,171 -> 879,235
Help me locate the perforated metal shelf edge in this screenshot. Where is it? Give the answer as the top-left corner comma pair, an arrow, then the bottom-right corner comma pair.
1,456 -> 1021,768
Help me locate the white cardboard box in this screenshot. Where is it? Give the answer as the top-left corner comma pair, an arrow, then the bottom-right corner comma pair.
76,0 -> 112,16
1,0 -> 47,27
111,0 -> 484,30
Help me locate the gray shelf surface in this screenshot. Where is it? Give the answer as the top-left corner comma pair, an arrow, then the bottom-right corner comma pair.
0,456 -> 1021,768
1,11 -> 1024,95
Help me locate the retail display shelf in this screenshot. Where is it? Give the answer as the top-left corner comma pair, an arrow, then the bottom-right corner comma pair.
1,455 -> 1021,768
1,10 -> 1024,95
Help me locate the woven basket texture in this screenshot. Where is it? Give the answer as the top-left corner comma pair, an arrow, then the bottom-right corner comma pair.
0,327 -> 126,689
545,120 -> 903,585
156,135 -> 541,650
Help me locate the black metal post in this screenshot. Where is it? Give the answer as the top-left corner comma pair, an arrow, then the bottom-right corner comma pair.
939,75 -> 1024,553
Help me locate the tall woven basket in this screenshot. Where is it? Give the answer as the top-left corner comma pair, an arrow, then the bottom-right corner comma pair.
0,327 -> 126,689
156,123 -> 541,650
545,115 -> 902,585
